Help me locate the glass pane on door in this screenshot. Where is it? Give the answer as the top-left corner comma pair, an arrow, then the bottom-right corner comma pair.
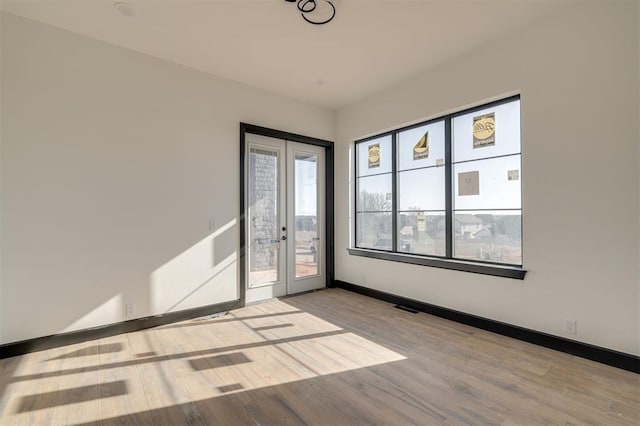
248,147 -> 280,287
294,153 -> 319,278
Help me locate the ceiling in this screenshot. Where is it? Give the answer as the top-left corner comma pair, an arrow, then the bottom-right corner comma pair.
1,0 -> 567,109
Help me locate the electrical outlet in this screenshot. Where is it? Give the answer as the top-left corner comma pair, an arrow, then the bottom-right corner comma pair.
564,319 -> 577,335
126,304 -> 136,318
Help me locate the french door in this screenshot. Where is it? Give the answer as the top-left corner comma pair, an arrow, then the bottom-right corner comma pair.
245,133 -> 326,304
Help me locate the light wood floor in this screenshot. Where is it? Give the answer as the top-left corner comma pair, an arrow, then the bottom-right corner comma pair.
0,288 -> 638,425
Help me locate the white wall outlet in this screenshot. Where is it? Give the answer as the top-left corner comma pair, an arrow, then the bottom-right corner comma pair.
564,319 -> 577,335
126,303 -> 136,318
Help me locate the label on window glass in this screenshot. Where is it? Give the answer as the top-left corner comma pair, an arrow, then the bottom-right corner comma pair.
458,171 -> 480,196
413,131 -> 429,160
508,169 -> 519,181
368,143 -> 380,168
417,212 -> 426,231
473,113 -> 496,149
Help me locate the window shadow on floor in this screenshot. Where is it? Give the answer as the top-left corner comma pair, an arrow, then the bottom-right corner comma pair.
16,380 -> 127,413
45,343 -> 123,361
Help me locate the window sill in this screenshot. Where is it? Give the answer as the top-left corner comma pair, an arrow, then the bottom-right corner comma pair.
347,248 -> 526,280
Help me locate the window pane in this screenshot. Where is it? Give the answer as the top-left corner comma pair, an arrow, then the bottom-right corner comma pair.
453,155 -> 521,210
357,174 -> 392,212
398,167 -> 445,211
398,121 -> 445,171
453,99 -> 520,163
294,153 -> 318,278
356,212 -> 392,250
248,147 -> 280,287
398,211 -> 445,256
453,210 -> 522,265
356,135 -> 392,176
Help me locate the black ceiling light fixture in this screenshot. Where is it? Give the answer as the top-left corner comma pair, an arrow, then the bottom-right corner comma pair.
285,0 -> 336,25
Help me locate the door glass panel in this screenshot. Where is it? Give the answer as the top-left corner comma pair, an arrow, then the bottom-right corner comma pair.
248,147 -> 280,287
294,153 -> 319,278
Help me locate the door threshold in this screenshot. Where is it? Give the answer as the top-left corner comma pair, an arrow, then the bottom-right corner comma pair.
245,297 -> 280,307
278,288 -> 327,300
245,288 -> 327,306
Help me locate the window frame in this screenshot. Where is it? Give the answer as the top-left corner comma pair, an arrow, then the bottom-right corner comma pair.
349,95 -> 526,280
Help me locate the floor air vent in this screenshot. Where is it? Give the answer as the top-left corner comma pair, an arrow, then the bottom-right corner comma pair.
394,305 -> 419,314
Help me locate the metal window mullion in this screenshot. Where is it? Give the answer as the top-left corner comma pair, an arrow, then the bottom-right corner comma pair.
398,163 -> 446,174
453,208 -> 521,212
453,151 -> 521,165
445,118 -> 453,258
354,143 -> 359,248
391,133 -> 398,253
358,170 -> 395,179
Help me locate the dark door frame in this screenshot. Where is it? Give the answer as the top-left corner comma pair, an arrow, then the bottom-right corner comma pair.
239,123 -> 335,306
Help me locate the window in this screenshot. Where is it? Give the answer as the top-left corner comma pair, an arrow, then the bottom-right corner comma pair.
355,135 -> 393,250
351,96 -> 524,279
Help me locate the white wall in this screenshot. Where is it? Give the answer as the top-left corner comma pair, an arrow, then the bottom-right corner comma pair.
2,3 -> 639,357
0,12 -> 334,344
336,2 -> 639,355
0,12 -> 4,344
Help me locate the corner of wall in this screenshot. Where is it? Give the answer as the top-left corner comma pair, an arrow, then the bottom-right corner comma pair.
636,0 -> 640,349
332,1 -> 640,356
0,11 -> 5,344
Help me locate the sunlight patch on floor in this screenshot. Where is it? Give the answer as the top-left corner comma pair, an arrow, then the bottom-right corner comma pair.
0,299 -> 405,424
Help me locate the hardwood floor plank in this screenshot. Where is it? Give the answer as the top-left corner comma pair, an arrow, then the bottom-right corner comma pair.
49,340 -> 102,425
98,334 -> 153,425
1,346 -> 66,425
0,288 -> 637,425
609,399 -> 640,424
0,353 -> 25,417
